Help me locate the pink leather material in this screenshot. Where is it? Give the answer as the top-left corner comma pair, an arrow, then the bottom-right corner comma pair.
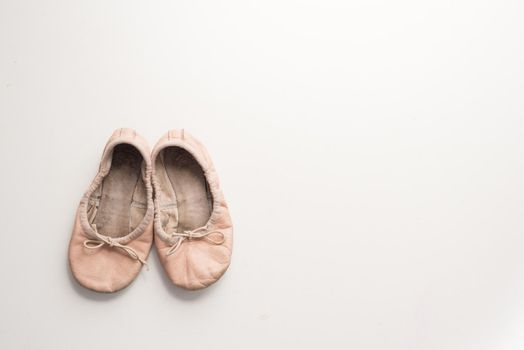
68,128 -> 154,293
152,129 -> 233,290
155,216 -> 233,290
69,212 -> 153,293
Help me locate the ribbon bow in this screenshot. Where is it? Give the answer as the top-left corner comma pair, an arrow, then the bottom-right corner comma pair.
167,225 -> 225,256
83,226 -> 148,267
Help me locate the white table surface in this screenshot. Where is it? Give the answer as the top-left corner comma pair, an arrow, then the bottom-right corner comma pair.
1,1 -> 524,349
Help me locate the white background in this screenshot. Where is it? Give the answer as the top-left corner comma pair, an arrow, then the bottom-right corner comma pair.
1,0 -> 523,349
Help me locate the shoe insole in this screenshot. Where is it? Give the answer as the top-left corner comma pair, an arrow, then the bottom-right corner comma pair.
163,147 -> 212,232
94,144 -> 142,238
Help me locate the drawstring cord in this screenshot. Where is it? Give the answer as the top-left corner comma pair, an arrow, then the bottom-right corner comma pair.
167,225 -> 225,256
83,225 -> 148,268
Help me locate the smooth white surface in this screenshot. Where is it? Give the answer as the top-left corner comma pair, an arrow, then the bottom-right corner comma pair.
1,0 -> 524,349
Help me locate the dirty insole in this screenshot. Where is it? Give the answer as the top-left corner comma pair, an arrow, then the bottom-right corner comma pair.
164,147 -> 212,232
94,144 -> 142,238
